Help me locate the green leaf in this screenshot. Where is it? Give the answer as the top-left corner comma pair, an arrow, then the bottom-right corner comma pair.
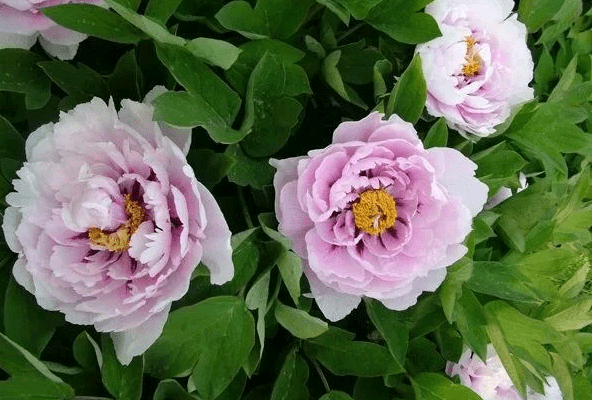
153,379 -> 198,400
245,270 -> 271,311
306,338 -> 401,377
424,118 -> 448,149
353,377 -> 398,400
315,0 -> 350,25
73,331 -> 102,371
407,337 -> 445,374
245,269 -> 270,371
270,350 -> 309,400
145,296 -> 255,400
487,301 -> 564,345
38,61 -> 110,103
42,4 -> 146,43
373,59 -> 393,100
534,45 -> 555,95
223,228 -> 260,294
153,44 -> 244,143
225,144 -> 275,189
322,50 -> 367,109
275,301 -> 328,339
3,277 -> 63,358
258,213 -> 292,250
108,51 -> 143,102
337,0 -> 382,19
467,261 -> 542,303
507,102 -> 592,177
240,53 -> 307,157
548,57 -> 578,104
452,289 -> 489,361
412,373 -> 483,400
551,352 -> 573,400
386,54 -> 426,123
365,299 -> 408,372
366,1 -> 441,45
186,149 -> 236,190
276,250 -> 302,306
185,38 -> 242,70
494,179 -> 562,252
472,144 -> 527,196
337,41 -> 384,85
214,371 -> 247,400
518,0 -> 565,32
0,49 -> 51,110
319,391 -> 354,400
544,298 -> 592,331
101,335 -> 143,400
145,0 -> 184,22
484,310 -> 527,398
215,0 -> 315,39
438,257 -> 472,323
225,39 -> 305,97
0,332 -> 75,399
0,115 -> 25,161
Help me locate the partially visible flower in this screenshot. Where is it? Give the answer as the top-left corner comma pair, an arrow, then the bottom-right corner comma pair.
447,345 -> 563,400
1,87 -> 234,364
271,112 -> 488,321
484,172 -> 528,209
0,0 -> 102,60
416,0 -> 534,137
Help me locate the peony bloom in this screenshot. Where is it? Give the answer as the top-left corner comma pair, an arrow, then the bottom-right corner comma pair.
271,112 -> 488,321
416,0 -> 534,137
1,88 -> 234,364
447,345 -> 563,400
484,172 -> 527,210
0,0 -> 102,60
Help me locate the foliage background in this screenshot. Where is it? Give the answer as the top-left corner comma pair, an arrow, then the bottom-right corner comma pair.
2,0 -> 592,399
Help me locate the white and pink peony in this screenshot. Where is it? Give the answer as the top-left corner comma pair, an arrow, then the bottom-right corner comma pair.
1,88 -> 234,364
271,112 -> 488,321
416,0 -> 534,137
447,345 -> 563,400
0,0 -> 102,60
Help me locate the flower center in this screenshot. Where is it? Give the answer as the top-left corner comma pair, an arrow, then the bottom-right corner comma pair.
352,189 -> 397,235
88,194 -> 146,252
462,36 -> 482,77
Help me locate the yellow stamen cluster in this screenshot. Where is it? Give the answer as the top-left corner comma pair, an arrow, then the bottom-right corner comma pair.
352,189 -> 397,236
88,194 -> 146,252
461,36 -> 482,77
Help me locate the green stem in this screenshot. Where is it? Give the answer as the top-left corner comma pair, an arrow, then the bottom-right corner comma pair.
311,358 -> 331,393
238,186 -> 254,229
337,23 -> 365,43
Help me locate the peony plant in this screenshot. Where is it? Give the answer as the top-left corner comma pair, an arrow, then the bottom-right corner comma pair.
0,0 -> 590,399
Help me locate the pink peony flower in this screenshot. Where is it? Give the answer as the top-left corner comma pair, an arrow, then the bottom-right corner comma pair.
271,112 -> 488,321
1,88 -> 234,364
447,345 -> 563,400
416,0 -> 534,137
0,0 -> 102,60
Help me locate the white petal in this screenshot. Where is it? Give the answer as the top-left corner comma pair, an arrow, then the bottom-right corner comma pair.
426,147 -> 488,217
110,306 -> 170,365
193,178 -> 234,285
39,36 -> 78,60
304,262 -> 361,321
0,29 -> 36,49
2,206 -> 22,253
